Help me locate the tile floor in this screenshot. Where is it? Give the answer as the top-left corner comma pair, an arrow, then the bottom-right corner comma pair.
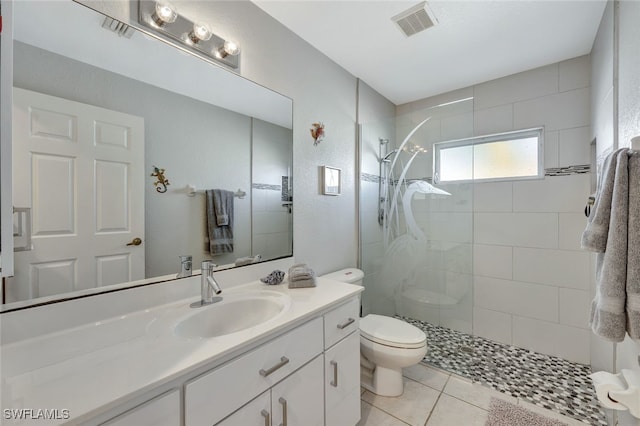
400,316 -> 607,425
357,363 -> 597,426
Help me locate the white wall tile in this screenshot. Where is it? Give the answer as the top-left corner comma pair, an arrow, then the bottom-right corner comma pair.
513,174 -> 590,213
511,213 -> 559,249
513,88 -> 590,132
513,247 -> 590,290
559,213 -> 588,250
473,181 -> 513,212
397,87 -> 474,116
474,275 -> 559,322
440,305 -> 473,334
473,307 -> 512,344
512,316 -> 590,364
559,55 -> 591,92
544,131 -> 559,169
474,213 -> 558,248
558,126 -> 591,166
443,243 -> 473,274
473,244 -> 513,280
429,212 -> 473,243
559,288 -> 591,329
423,183 -> 473,213
441,112 -> 474,141
474,213 -> 515,246
473,104 -> 513,136
474,63 -> 559,110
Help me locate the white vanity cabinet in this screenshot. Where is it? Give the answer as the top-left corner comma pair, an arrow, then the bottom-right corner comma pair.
323,297 -> 361,426
28,293 -> 362,426
188,296 -> 361,426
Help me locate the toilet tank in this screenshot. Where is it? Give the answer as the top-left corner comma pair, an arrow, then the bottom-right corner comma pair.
321,268 -> 364,286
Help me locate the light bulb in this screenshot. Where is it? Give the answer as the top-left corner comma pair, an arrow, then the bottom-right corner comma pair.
152,1 -> 177,26
217,40 -> 241,58
189,22 -> 212,43
223,40 -> 240,56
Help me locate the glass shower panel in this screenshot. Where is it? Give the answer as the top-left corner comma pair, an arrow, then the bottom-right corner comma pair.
359,96 -> 474,337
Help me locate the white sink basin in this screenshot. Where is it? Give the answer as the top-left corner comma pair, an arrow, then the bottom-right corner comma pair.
175,291 -> 290,338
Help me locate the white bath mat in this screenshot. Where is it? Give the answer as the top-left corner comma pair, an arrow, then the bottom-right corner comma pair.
486,398 -> 568,426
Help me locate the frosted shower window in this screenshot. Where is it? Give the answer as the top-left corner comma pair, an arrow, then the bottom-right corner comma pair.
434,128 -> 543,183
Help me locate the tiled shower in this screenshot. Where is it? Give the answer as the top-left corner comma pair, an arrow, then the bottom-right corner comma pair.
359,54 -> 601,422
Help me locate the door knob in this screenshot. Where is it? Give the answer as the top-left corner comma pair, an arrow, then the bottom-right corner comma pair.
126,237 -> 142,246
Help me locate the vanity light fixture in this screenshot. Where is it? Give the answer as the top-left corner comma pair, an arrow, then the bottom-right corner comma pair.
139,0 -> 240,69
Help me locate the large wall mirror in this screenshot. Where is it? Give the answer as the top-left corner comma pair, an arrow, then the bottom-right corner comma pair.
4,1 -> 293,309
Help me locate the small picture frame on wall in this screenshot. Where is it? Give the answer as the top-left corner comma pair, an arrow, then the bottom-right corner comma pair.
322,166 -> 341,196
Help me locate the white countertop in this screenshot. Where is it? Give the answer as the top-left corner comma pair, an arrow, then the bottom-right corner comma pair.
0,278 -> 362,425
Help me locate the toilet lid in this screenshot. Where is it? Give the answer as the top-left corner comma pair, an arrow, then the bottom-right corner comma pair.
359,314 -> 427,349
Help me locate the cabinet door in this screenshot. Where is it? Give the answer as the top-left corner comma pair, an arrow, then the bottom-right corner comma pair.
271,356 -> 324,426
101,390 -> 180,426
325,332 -> 361,426
217,391 -> 271,426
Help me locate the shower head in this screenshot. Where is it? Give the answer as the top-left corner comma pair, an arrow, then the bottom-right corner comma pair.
381,149 -> 398,163
379,138 -> 390,145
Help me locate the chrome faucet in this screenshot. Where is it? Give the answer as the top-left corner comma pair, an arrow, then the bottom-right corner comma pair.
191,260 -> 222,308
176,255 -> 193,278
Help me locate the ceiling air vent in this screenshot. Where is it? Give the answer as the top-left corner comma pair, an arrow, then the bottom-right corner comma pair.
392,1 -> 438,37
101,16 -> 135,38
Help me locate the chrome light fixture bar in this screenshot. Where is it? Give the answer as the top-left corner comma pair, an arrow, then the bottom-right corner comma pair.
138,0 -> 240,69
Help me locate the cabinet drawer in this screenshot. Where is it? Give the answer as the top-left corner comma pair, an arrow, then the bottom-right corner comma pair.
324,298 -> 359,349
101,390 -> 180,426
185,317 -> 323,426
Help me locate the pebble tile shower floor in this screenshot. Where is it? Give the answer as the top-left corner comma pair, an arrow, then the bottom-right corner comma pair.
398,316 -> 607,425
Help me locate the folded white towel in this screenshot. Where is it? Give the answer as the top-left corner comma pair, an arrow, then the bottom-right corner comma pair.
288,263 -> 316,281
288,263 -> 316,288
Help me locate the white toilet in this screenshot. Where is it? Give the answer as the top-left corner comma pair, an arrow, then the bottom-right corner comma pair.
322,268 -> 428,397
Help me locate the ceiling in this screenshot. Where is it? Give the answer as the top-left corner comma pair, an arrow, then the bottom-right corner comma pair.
253,0 -> 607,105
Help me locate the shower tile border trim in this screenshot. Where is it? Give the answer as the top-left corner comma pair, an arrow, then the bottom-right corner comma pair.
361,164 -> 590,184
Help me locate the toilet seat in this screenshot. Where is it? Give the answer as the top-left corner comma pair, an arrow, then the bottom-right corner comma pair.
360,314 -> 426,349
